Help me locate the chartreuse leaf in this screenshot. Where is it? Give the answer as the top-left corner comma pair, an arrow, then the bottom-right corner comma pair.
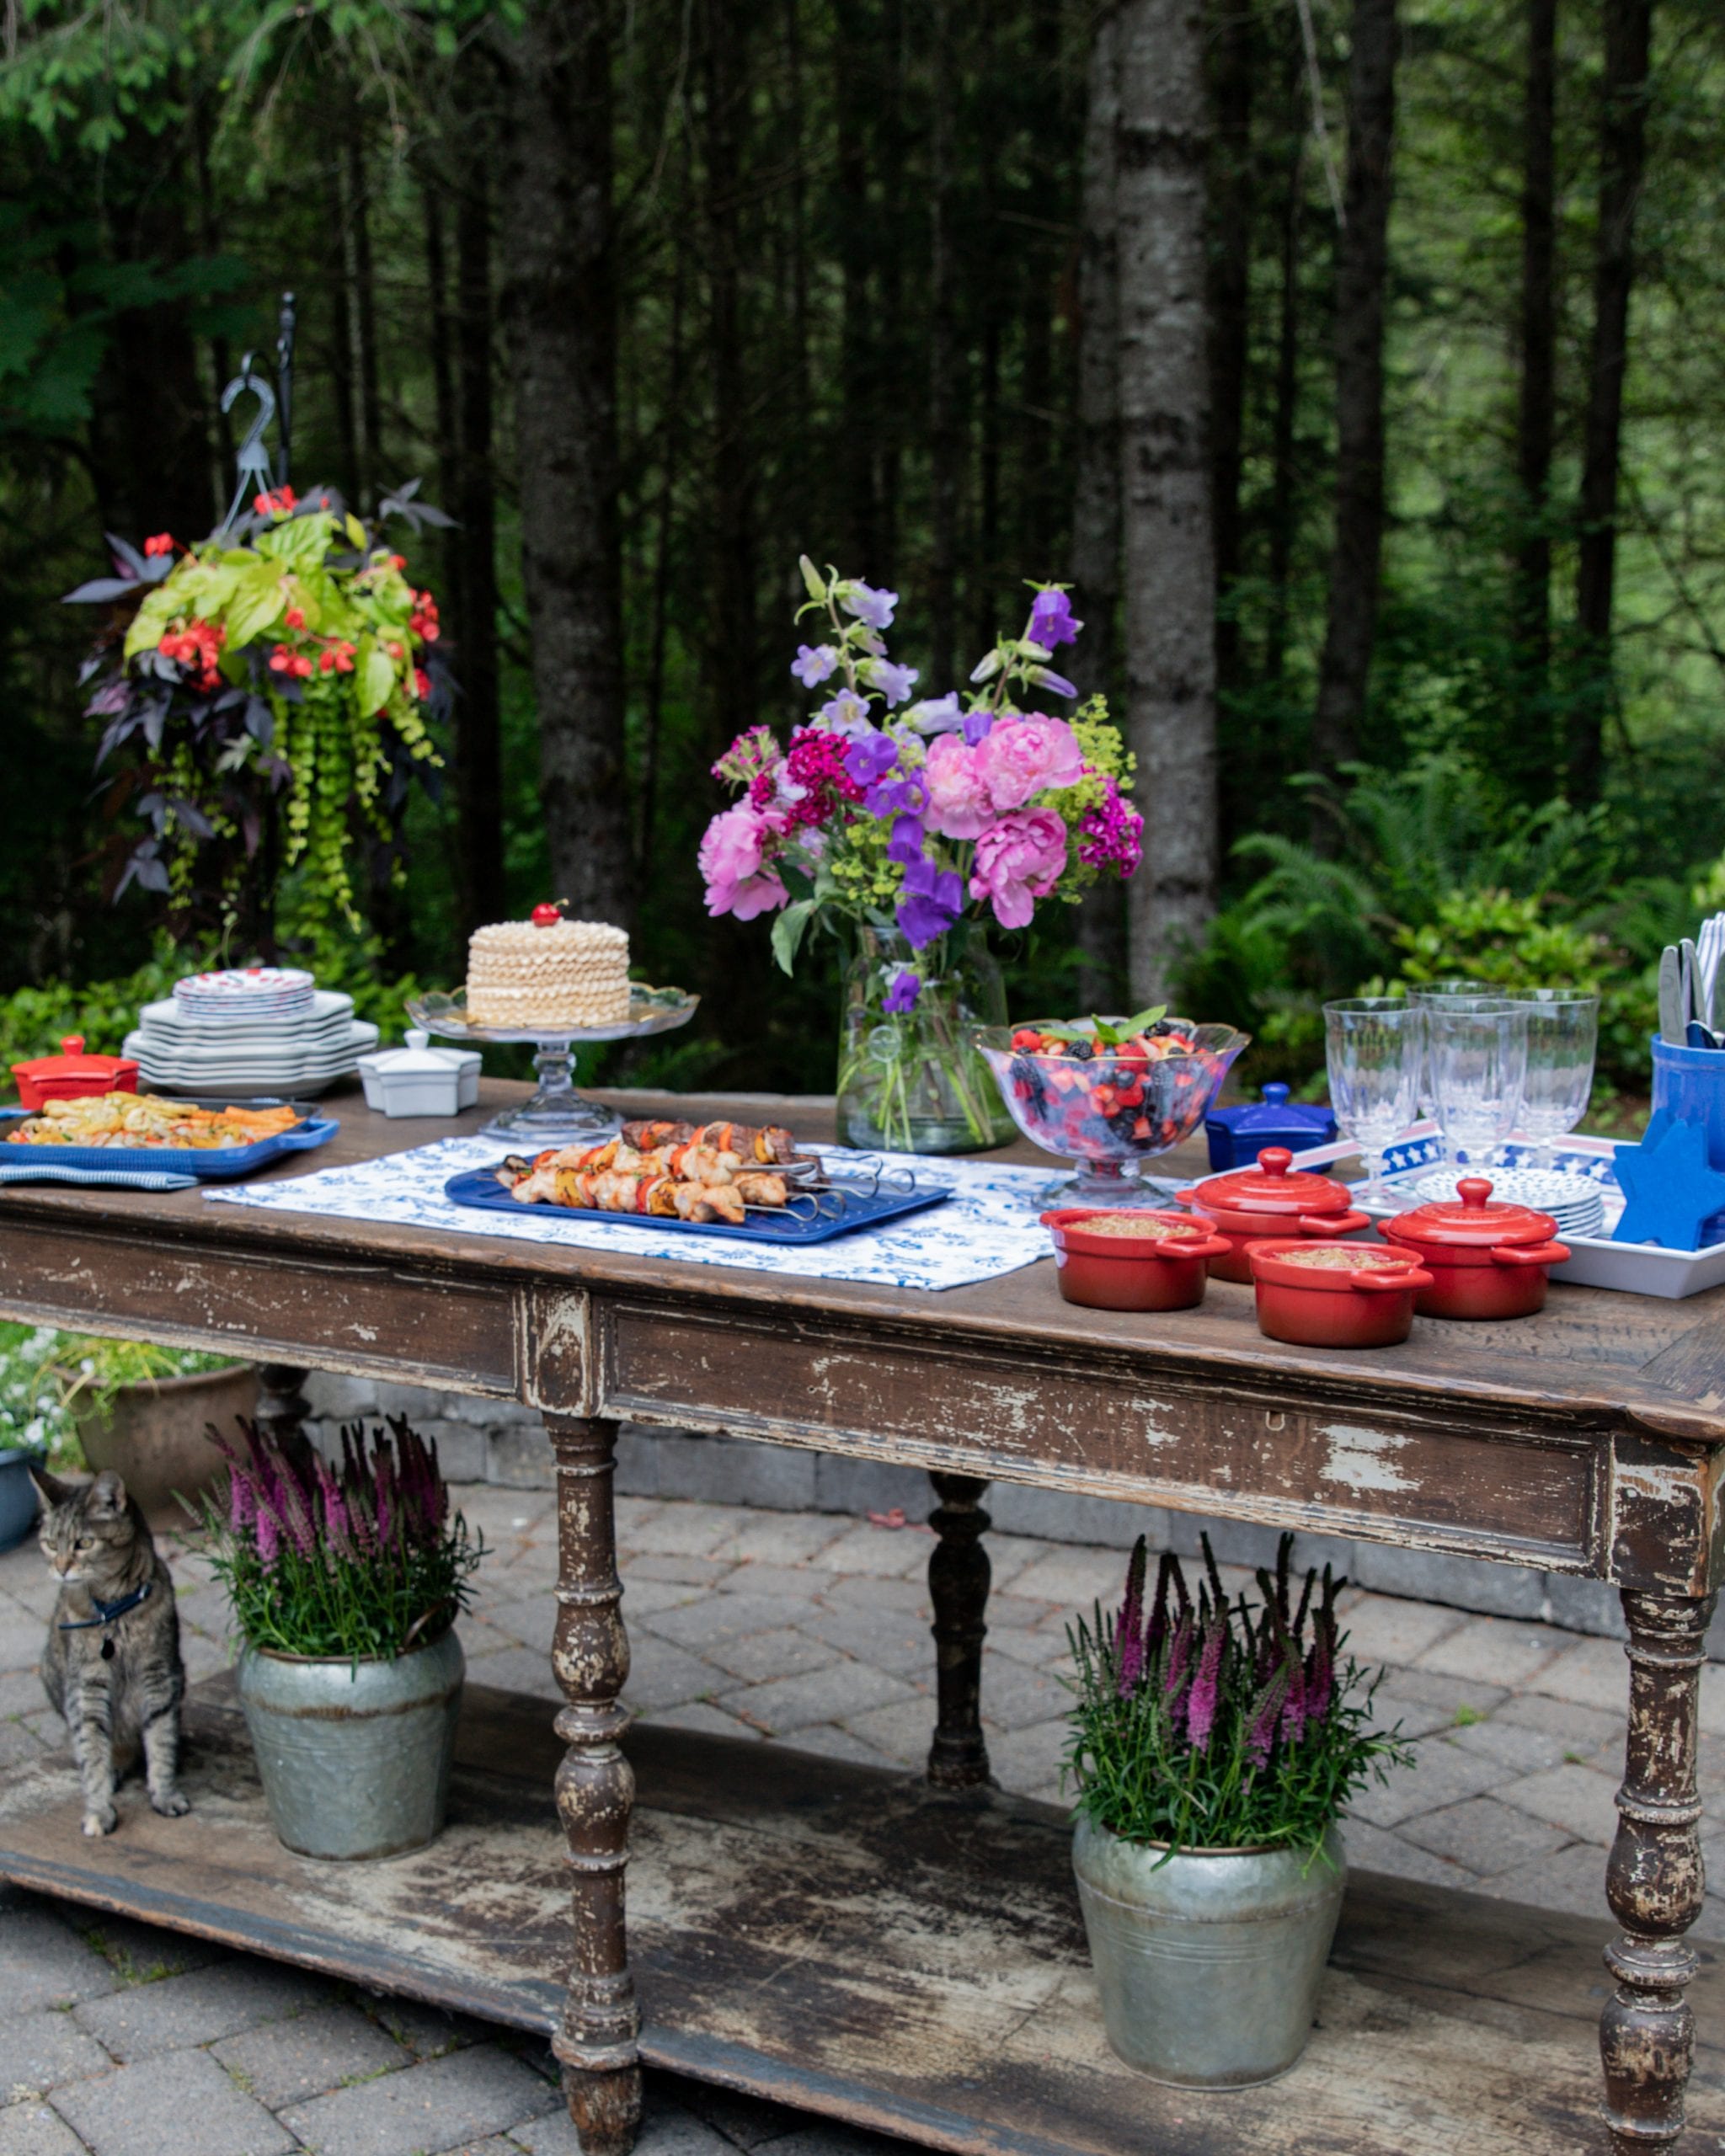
771,899 -> 817,976
123,586 -> 179,659
225,564 -> 286,648
355,636 -> 395,720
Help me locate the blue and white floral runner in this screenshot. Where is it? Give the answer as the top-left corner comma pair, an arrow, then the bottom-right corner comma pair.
204,1135 -> 1071,1292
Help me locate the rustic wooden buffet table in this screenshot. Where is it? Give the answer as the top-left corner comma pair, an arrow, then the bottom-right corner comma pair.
0,1081 -> 1722,2156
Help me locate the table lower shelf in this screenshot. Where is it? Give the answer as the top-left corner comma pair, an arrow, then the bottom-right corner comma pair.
0,1679 -> 1719,2156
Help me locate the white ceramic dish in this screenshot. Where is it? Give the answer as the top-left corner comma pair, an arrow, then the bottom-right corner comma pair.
1280,1123 -> 1725,1299
355,1031 -> 481,1118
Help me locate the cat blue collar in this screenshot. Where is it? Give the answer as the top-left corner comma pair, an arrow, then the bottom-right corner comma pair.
59,1580 -> 154,1631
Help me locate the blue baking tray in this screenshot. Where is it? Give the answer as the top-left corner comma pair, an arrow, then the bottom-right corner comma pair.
444,1165 -> 951,1244
0,1101 -> 337,1181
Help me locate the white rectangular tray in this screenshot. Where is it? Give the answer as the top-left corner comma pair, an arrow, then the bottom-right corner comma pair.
1282,1123 -> 1725,1300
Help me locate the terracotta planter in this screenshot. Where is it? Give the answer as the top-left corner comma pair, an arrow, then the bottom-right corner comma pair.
1249,1240 -> 1433,1350
77,1364 -> 259,1524
1379,1177 -> 1569,1321
1177,1147 -> 1370,1283
1040,1209 -> 1231,1312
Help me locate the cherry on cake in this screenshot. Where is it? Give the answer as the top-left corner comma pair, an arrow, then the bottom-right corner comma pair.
465,910 -> 632,1027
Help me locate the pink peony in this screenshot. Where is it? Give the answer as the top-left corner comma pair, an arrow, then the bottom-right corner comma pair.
921,733 -> 994,839
974,713 -> 1084,812
969,808 -> 1068,929
698,803 -> 789,921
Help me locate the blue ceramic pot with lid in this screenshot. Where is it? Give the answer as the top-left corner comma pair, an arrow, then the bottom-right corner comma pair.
1204,1083 -> 1338,1172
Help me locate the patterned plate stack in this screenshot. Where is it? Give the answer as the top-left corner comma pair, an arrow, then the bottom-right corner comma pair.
124,969 -> 378,1101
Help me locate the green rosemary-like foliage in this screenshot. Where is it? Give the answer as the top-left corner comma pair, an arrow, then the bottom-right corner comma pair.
1064,1534 -> 1412,1860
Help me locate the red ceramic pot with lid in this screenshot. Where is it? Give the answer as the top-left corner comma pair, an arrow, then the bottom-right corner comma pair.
1176,1146 -> 1371,1283
1248,1240 -> 1434,1349
10,1036 -> 140,1112
1379,1178 -> 1570,1321
1040,1209 -> 1231,1313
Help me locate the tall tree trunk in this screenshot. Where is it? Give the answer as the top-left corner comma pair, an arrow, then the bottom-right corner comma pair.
1311,0 -> 1398,802
1208,0 -> 1255,700
1572,0 -> 1653,805
874,0 -> 905,582
454,150 -> 505,932
638,245 -> 686,888
1264,121 -> 1304,683
927,0 -> 961,693
498,0 -> 632,927
422,176 -> 459,515
1072,0 -> 1126,1009
1116,0 -> 1218,1006
703,0 -> 756,755
835,0 -> 878,572
324,152 -> 360,503
1018,0 -> 1063,563
1514,0 -> 1557,728
346,120 -> 383,510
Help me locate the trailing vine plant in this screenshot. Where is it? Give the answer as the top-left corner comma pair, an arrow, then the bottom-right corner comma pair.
67,481 -> 452,955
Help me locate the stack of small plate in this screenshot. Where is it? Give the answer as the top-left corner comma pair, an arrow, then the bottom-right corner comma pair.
1408,1166 -> 1605,1241
123,973 -> 378,1101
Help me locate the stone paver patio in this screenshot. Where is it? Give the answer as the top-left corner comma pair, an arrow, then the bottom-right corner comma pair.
3,1483 -> 1723,2154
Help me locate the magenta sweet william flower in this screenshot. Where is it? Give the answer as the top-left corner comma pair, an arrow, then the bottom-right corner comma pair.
1029,588 -> 1081,648
969,808 -> 1068,930
782,727 -> 863,826
882,969 -> 921,1015
711,725 -> 780,787
922,733 -> 994,840
1079,776 -> 1145,877
975,713 -> 1084,811
698,803 -> 789,921
792,643 -> 838,687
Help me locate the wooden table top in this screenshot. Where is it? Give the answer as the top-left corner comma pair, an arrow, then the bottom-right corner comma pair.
3,1081 -> 1721,1592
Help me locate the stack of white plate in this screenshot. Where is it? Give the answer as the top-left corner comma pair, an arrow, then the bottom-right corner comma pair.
1409,1166 -> 1605,1241
123,983 -> 378,1101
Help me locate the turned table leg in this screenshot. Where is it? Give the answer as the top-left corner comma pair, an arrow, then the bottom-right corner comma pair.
1600,1588 -> 1717,2155
927,1472 -> 994,1790
254,1364 -> 312,1464
547,1415 -> 642,2156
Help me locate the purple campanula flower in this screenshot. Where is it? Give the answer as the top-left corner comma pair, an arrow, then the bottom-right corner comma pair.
1028,666 -> 1079,700
905,692 -> 964,734
1028,588 -> 1081,648
887,813 -> 926,865
863,657 -> 920,707
820,688 -> 871,734
841,579 -> 897,629
882,969 -> 921,1015
895,852 -> 964,949
865,773 -> 927,821
792,643 -> 838,687
1185,1620 -> 1225,1752
963,707 -> 995,746
843,728 -> 900,787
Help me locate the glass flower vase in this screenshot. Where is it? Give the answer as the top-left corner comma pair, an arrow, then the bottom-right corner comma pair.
836,927 -> 1017,1155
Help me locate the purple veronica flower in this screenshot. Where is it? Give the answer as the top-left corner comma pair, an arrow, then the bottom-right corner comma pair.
820,688 -> 870,733
1245,1669 -> 1290,1769
887,813 -> 926,865
792,643 -> 838,687
1163,1612 -> 1194,1700
1116,1539 -> 1147,1699
1146,1551 -> 1175,1657
883,969 -> 921,1015
1280,1659 -> 1308,1747
863,657 -> 920,707
905,692 -> 964,734
895,853 -> 964,949
229,1468 -> 255,1533
841,580 -> 897,629
962,707 -> 995,746
1028,666 -> 1079,699
256,1503 -> 280,1568
843,728 -> 900,787
1028,588 -> 1081,648
1185,1620 -> 1225,1752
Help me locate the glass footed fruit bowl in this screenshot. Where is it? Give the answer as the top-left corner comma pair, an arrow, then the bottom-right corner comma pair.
975,1017 -> 1251,1205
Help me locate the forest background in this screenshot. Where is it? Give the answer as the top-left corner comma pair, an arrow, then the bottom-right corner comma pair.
3,0 -> 1722,1106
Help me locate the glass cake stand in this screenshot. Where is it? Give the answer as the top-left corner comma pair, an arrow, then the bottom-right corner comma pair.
406,986 -> 699,1148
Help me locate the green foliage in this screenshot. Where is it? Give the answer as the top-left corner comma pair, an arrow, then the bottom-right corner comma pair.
0,1321 -> 236,1469
1064,1536 -> 1412,1860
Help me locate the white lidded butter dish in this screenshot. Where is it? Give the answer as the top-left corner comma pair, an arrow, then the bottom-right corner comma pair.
355,1030 -> 481,1118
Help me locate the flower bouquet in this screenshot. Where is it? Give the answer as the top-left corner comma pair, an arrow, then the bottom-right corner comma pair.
701,559 -> 1144,1152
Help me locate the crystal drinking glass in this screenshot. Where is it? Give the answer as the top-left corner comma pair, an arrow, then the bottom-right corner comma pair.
1409,980 -> 1493,1139
1323,999 -> 1424,1202
1502,990 -> 1599,1170
1426,998 -> 1528,1173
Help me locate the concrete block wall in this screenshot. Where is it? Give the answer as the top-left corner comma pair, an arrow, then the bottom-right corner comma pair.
302,1372 -> 1725,1657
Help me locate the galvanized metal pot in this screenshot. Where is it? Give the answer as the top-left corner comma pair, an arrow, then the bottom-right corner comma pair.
1072,1815 -> 1345,2086
237,1630 -> 464,1861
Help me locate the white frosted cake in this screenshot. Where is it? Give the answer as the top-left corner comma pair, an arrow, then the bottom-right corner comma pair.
464,915 -> 632,1027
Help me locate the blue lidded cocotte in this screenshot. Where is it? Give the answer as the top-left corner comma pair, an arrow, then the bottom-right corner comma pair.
1204,1082 -> 1338,1172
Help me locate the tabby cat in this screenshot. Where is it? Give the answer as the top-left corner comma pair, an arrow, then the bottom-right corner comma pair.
29,1465 -> 190,1837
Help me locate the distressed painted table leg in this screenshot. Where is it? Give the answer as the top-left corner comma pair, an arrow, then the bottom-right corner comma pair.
1600,1588 -> 1717,2155
547,1415 -> 642,2156
927,1472 -> 994,1790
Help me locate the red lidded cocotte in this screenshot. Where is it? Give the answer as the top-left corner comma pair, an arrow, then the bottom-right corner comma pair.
1177,1145 -> 1371,1283
1247,1238 -> 1434,1349
1040,1208 -> 1231,1313
1379,1178 -> 1569,1321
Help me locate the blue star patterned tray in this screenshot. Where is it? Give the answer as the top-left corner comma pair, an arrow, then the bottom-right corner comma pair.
0,1101 -> 337,1182
443,1165 -> 952,1246
1279,1124 -> 1725,1300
